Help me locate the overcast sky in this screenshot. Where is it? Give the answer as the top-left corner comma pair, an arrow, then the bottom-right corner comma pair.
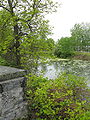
46,0 -> 90,41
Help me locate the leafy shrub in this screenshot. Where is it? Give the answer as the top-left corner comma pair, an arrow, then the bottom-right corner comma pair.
26,73 -> 90,120
0,56 -> 8,65
54,37 -> 75,58
0,56 -> 17,67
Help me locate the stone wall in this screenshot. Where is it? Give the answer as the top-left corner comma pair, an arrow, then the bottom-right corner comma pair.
0,66 -> 27,120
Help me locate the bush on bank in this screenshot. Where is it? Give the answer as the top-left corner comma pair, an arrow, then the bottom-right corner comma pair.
54,37 -> 75,59
26,73 -> 90,120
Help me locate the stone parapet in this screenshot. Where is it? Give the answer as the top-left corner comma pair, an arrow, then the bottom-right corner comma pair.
0,66 -> 27,120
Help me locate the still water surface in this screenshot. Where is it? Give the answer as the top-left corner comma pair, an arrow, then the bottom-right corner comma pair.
37,59 -> 90,86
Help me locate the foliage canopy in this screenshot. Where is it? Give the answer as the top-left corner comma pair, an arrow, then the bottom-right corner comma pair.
0,0 -> 58,69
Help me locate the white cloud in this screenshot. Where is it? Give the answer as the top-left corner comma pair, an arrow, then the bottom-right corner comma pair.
47,0 -> 90,41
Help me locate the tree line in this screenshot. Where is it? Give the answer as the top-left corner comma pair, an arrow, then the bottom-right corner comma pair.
54,23 -> 90,58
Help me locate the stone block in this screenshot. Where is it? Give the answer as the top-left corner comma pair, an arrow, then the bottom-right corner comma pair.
0,66 -> 27,120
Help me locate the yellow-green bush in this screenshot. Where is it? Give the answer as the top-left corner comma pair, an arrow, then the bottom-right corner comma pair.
26,74 -> 90,120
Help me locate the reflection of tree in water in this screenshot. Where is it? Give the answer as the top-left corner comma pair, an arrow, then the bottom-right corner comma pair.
70,61 -> 90,78
37,63 -> 47,76
59,60 -> 90,80
52,61 -> 67,77
61,60 -> 84,76
38,60 -> 90,81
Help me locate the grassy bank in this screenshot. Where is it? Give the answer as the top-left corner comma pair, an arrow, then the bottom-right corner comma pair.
72,52 -> 90,61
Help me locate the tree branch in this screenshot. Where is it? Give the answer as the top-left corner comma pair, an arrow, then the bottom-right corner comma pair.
12,0 -> 18,8
0,5 -> 11,12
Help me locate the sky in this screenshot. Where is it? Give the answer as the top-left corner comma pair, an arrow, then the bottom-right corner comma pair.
46,0 -> 90,41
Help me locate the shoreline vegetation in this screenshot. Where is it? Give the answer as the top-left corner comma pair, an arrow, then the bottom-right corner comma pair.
43,51 -> 90,63
53,52 -> 90,62
26,73 -> 90,120
72,52 -> 90,61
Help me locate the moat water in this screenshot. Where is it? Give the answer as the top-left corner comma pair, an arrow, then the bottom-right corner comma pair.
37,59 -> 90,87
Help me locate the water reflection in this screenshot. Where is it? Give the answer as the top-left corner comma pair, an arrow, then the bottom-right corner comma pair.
37,60 -> 90,86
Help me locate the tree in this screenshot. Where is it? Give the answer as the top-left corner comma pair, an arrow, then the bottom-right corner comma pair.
71,23 -> 90,52
45,38 -> 55,56
54,37 -> 75,58
0,0 -> 58,67
20,20 -> 54,73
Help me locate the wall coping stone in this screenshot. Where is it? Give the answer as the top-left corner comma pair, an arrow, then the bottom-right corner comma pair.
0,66 -> 27,82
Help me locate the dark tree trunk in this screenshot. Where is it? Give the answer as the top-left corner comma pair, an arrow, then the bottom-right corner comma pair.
14,24 -> 21,67
7,0 -> 21,67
